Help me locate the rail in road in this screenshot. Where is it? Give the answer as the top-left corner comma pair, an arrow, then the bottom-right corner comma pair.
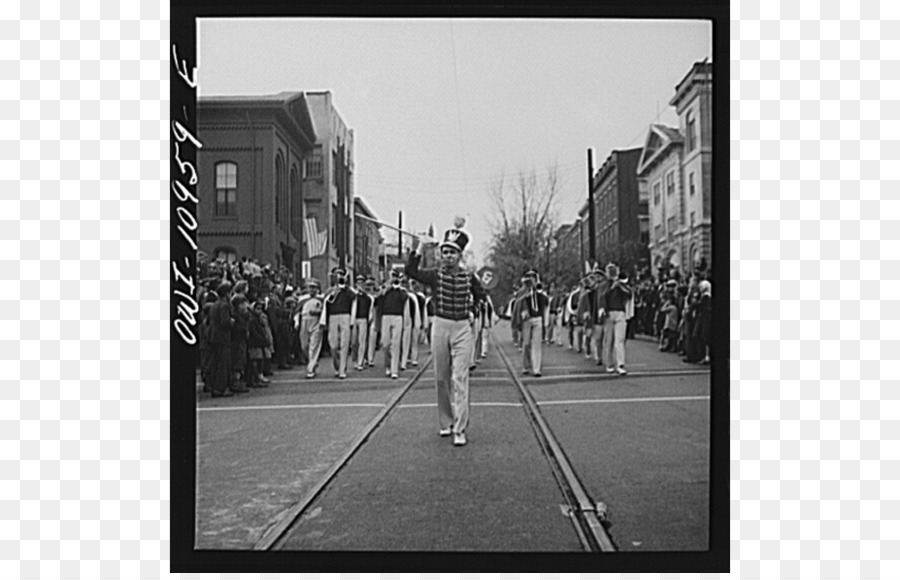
252,339 -> 618,552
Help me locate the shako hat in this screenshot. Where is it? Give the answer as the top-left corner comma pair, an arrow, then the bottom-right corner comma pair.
440,228 -> 469,253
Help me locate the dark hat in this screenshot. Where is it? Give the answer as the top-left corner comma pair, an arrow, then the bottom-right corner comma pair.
331,267 -> 346,277
355,274 -> 365,282
523,268 -> 539,279
216,282 -> 232,297
439,228 -> 469,253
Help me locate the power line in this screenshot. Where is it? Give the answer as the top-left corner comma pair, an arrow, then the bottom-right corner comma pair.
449,19 -> 470,200
358,161 -> 584,183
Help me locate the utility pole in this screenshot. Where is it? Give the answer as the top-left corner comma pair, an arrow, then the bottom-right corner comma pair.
579,219 -> 584,270
587,148 -> 596,265
398,211 -> 403,260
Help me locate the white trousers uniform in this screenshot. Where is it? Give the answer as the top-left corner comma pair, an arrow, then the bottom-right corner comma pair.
432,317 -> 474,435
603,310 -> 628,369
410,324 -> 421,364
381,314 -> 403,376
522,317 -> 544,374
588,324 -> 605,365
401,318 -> 413,369
366,318 -> 378,365
351,318 -> 369,368
328,314 -> 352,375
300,317 -> 323,375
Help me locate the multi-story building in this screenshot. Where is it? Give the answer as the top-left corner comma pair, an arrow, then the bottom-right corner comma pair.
353,197 -> 383,282
304,91 -> 355,284
590,147 -> 647,274
670,60 -> 712,276
196,92 -> 317,283
638,60 -> 713,279
637,124 -> 685,278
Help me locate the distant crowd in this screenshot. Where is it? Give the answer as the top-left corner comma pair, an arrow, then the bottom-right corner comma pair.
502,266 -> 712,368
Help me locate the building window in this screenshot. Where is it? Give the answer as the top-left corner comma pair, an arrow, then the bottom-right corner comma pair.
214,246 -> 237,263
690,172 -> 696,196
686,110 -> 696,152
215,162 -> 237,216
332,204 -> 337,246
653,182 -> 661,205
667,216 -> 676,237
290,169 -> 299,238
275,155 -> 283,226
305,147 -> 323,180
666,171 -> 675,196
690,212 -> 695,231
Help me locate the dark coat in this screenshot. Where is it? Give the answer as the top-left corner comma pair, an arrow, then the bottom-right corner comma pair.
208,299 -> 233,346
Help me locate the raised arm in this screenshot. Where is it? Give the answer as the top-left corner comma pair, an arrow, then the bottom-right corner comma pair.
406,238 -> 437,288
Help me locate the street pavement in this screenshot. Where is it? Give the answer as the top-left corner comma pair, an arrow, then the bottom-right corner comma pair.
196,322 -> 711,551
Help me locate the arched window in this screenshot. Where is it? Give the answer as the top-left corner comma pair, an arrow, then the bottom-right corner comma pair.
215,162 -> 237,216
275,154 -> 284,226
290,168 -> 298,237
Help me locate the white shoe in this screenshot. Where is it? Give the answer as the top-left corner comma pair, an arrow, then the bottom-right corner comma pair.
453,433 -> 467,446
391,373 -> 398,380
439,428 -> 452,437
617,367 -> 627,376
606,367 -> 615,373
339,373 -> 347,379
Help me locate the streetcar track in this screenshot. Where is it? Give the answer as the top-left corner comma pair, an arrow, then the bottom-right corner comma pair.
493,335 -> 618,552
253,354 -> 435,551
257,337 -> 620,552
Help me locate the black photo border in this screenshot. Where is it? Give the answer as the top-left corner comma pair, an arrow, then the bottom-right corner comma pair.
171,0 -> 730,573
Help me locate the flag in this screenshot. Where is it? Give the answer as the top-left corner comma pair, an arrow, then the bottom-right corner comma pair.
305,217 -> 328,257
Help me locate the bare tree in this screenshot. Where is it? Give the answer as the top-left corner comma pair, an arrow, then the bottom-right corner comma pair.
485,163 -> 564,305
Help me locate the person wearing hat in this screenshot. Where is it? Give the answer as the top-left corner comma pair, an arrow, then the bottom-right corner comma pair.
410,280 -> 428,366
298,279 -> 325,378
351,274 -> 375,371
407,223 -> 486,447
319,268 -> 357,379
399,274 -> 422,371
375,269 -> 411,379
363,277 -> 379,367
517,268 -> 550,376
208,282 -> 235,397
577,265 -> 608,366
601,263 -> 634,375
510,280 -> 528,351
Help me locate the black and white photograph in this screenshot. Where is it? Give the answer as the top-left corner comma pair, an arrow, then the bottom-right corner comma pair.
171,6 -> 728,573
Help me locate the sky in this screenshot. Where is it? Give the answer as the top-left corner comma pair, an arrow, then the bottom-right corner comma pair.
198,18 -> 711,266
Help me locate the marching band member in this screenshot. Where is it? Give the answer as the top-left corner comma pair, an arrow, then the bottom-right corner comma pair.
320,268 -> 357,379
519,269 -> 549,376
601,263 -> 634,375
407,223 -> 486,447
298,279 -> 325,379
351,275 -> 375,371
376,270 -> 409,379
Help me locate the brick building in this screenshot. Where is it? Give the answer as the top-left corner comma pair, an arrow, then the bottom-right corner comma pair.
353,197 -> 384,282
590,147 -> 647,274
196,92 -> 317,283
303,91 -> 355,284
